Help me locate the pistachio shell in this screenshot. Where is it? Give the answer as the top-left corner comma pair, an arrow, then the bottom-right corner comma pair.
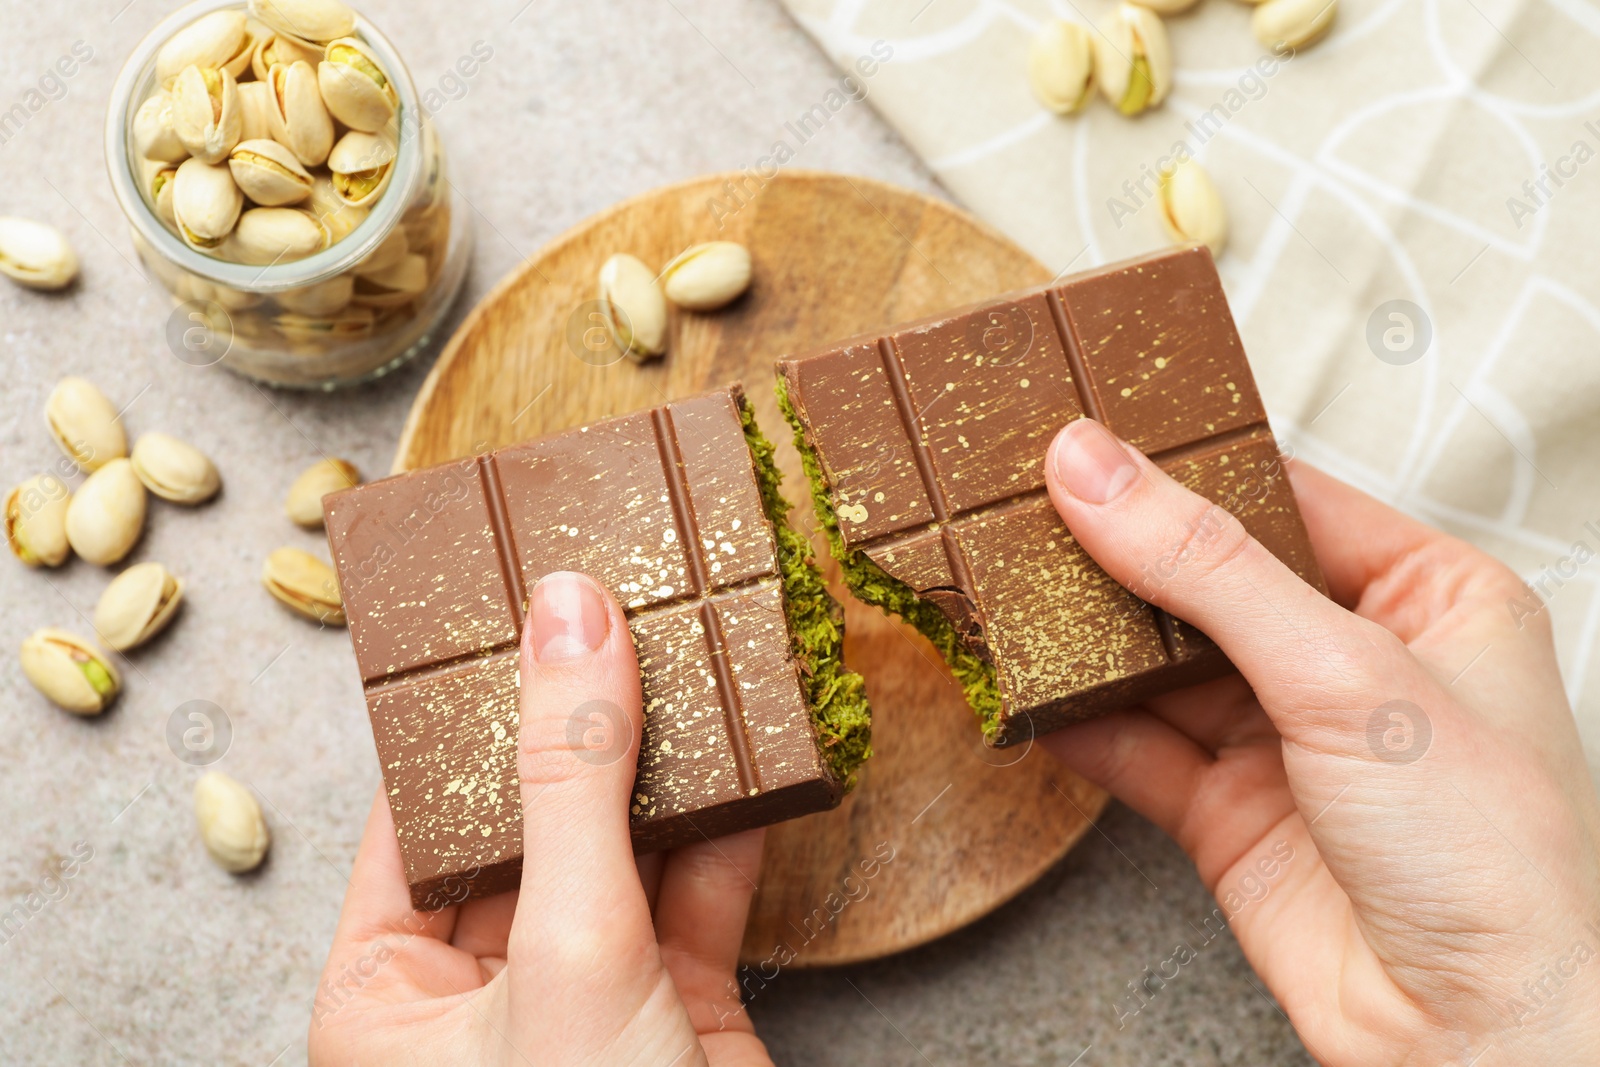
317,37 -> 396,132
249,0 -> 356,44
351,226 -> 407,276
142,161 -> 180,227
93,561 -> 184,652
1253,0 -> 1337,50
0,217 -> 78,291
249,28 -> 321,81
133,93 -> 189,164
285,457 -> 359,527
5,474 -> 72,567
236,80 -> 274,142
660,242 -> 752,311
227,139 -> 312,208
129,432 -> 222,504
65,459 -> 147,566
47,377 -> 126,472
20,628 -> 120,715
274,305 -> 374,343
1095,3 -> 1171,116
327,131 -> 395,208
306,176 -> 369,243
262,546 -> 345,624
172,158 -> 244,250
156,10 -> 247,85
225,207 -> 323,266
170,65 -> 242,165
276,274 -> 354,316
1158,157 -> 1228,256
194,771 -> 270,873
1027,21 -> 1095,114
266,60 -> 334,167
351,252 -> 425,309
598,253 -> 668,360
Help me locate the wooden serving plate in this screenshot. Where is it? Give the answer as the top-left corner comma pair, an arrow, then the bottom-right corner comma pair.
396,171 -> 1108,966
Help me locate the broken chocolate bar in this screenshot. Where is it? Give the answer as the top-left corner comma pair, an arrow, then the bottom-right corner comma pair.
777,245 -> 1326,746
324,386 -> 869,908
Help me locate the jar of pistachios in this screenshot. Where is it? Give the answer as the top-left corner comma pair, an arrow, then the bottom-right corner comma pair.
106,0 -> 472,389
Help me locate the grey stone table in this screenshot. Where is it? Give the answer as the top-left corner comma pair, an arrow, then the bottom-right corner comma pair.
0,0 -> 1310,1062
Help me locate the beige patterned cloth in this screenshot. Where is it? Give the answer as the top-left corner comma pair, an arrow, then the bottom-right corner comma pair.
782,0 -> 1600,769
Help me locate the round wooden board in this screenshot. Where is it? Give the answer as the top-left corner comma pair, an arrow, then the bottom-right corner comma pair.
395,171 -> 1109,967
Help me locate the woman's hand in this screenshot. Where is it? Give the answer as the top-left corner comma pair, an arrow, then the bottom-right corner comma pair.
1042,418 -> 1600,1066
309,572 -> 774,1067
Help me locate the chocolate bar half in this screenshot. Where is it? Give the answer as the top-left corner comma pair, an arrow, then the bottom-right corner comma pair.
777,245 -> 1325,746
324,386 -> 869,908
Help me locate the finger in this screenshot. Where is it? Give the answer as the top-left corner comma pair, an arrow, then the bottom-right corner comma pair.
1039,709 -> 1211,842
507,571 -> 653,961
654,829 -> 766,1036
1045,419 -> 1425,751
1283,463 -> 1436,614
1141,674 -> 1279,754
327,788 -> 458,963
639,851 -> 665,913
450,889 -> 518,961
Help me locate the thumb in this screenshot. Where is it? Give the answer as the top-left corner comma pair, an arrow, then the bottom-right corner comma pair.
1044,418 -> 1424,750
508,570 -> 652,959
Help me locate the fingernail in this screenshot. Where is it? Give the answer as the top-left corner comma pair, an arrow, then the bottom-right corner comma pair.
529,572 -> 610,663
1052,419 -> 1139,504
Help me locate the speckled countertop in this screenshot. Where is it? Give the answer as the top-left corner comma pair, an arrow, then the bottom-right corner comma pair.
0,1 -> 1309,1062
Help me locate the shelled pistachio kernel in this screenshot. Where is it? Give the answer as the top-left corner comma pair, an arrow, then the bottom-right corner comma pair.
285,457 -> 359,527
0,217 -> 79,291
20,628 -> 120,715
1027,21 -> 1094,115
262,546 -> 346,624
598,253 -> 668,360
130,432 -> 222,504
1095,3 -> 1172,116
660,242 -> 752,311
5,474 -> 72,567
194,771 -> 270,873
46,376 -> 126,472
94,561 -> 184,652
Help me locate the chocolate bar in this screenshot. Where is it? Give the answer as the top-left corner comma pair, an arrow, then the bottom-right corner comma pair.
777,245 -> 1325,746
324,386 -> 869,908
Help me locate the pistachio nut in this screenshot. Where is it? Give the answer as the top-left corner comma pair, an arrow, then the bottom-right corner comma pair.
351,252 -> 426,309
0,217 -> 78,291
1253,0 -> 1337,50
194,771 -> 270,873
276,274 -> 354,316
129,432 -> 222,505
598,253 -> 668,360
285,457 -> 360,527
156,10 -> 248,85
1158,156 -> 1228,256
5,474 -> 72,567
660,242 -> 752,311
237,80 -> 275,141
249,0 -> 356,44
328,131 -> 396,208
274,305 -> 374,344
65,459 -> 146,566
227,139 -> 312,208
211,281 -> 265,311
1028,21 -> 1095,115
262,546 -> 346,624
1135,0 -> 1202,14
172,158 -> 244,251
1095,3 -> 1172,116
20,629 -> 120,716
93,561 -> 185,652
227,207 -> 326,266
317,37 -> 397,133
47,377 -> 126,472
307,175 -> 370,243
249,29 -> 322,82
143,160 -> 180,227
352,225 -> 407,276
170,65 -> 243,165
133,93 -> 189,164
266,60 -> 334,167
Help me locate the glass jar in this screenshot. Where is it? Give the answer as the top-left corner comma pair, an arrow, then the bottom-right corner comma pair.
104,0 -> 472,389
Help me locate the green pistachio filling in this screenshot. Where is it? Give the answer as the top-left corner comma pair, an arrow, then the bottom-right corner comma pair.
330,46 -> 388,90
1118,56 -> 1154,115
78,657 -> 115,697
738,395 -> 872,788
775,377 -> 1006,741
